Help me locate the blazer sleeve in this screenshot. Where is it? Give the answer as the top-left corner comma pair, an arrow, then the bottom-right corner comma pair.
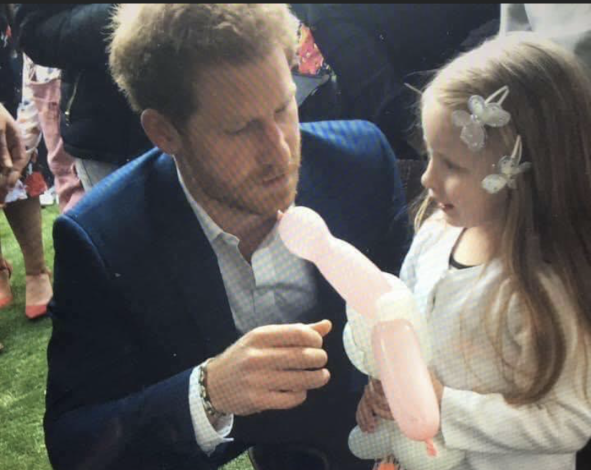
45,214 -> 218,470
14,4 -> 115,70
373,123 -> 412,275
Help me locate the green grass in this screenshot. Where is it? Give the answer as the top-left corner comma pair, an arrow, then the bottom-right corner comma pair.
0,204 -> 251,470
0,204 -> 56,470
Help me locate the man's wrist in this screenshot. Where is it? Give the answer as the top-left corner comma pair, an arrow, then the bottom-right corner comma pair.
199,358 -> 227,420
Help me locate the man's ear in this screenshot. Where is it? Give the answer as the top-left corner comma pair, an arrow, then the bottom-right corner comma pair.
141,109 -> 182,156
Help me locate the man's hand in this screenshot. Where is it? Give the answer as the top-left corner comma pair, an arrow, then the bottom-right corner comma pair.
0,104 -> 27,204
356,379 -> 393,433
206,320 -> 332,416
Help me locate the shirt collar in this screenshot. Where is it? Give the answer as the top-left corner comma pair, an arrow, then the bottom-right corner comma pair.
175,164 -> 293,248
176,164 -> 226,244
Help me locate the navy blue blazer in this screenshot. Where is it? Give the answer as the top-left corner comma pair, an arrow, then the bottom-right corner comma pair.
45,120 -> 409,470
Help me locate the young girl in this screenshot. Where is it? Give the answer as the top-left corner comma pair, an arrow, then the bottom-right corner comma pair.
357,33 -> 591,469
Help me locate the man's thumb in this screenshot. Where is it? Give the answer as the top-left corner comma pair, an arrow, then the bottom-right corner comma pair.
309,319 -> 332,338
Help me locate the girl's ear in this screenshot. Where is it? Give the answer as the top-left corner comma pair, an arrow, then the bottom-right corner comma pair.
141,109 -> 182,155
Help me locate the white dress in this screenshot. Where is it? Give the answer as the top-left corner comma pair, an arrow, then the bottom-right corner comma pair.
398,213 -> 591,470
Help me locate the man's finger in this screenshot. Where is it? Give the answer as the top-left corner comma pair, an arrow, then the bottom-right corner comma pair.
308,319 -> 332,338
262,347 -> 328,370
266,368 -> 330,392
265,390 -> 307,410
248,322 -> 329,348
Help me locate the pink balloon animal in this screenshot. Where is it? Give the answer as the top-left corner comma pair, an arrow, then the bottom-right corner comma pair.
278,206 -> 465,470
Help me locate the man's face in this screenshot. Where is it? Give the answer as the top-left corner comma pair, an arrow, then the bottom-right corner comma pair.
175,45 -> 301,219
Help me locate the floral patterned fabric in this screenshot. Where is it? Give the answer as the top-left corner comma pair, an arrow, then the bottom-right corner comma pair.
1,23 -> 48,204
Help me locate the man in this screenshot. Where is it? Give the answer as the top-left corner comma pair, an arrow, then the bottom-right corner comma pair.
46,5 -> 408,470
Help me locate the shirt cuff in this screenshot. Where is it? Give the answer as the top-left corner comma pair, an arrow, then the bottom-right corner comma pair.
189,365 -> 234,455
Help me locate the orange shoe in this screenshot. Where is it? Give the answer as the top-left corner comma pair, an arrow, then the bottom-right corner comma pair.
0,259 -> 13,310
25,268 -> 52,320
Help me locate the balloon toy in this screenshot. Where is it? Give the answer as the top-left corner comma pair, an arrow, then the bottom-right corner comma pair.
278,206 -> 465,470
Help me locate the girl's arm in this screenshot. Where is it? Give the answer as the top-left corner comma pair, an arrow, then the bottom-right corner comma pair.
440,277 -> 591,454
440,377 -> 590,454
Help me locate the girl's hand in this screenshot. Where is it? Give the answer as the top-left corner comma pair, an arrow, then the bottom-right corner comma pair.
356,379 -> 394,433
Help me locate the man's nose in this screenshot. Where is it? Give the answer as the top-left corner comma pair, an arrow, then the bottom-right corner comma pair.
258,119 -> 291,166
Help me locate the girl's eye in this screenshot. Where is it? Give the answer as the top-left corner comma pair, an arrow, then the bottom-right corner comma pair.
444,159 -> 461,171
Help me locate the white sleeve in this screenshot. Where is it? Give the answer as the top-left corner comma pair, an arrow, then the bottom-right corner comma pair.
400,216 -> 440,291
399,226 -> 425,291
441,275 -> 591,454
188,366 -> 234,455
441,383 -> 591,454
399,245 -> 417,292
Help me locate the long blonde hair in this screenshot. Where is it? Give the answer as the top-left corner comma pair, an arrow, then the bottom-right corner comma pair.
415,34 -> 591,404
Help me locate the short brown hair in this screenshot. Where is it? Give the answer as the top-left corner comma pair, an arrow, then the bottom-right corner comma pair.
109,4 -> 299,124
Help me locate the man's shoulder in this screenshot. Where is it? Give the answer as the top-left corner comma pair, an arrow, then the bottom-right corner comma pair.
65,147 -> 172,227
301,120 -> 386,146
300,120 -> 393,165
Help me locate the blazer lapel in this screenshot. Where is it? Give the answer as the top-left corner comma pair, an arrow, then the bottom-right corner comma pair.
296,154 -> 346,325
147,151 -> 348,361
150,156 -> 239,359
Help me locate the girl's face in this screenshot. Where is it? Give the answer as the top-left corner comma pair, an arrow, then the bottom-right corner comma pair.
421,97 -> 508,230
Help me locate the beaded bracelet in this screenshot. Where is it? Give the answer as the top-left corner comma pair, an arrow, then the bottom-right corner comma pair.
198,358 -> 226,419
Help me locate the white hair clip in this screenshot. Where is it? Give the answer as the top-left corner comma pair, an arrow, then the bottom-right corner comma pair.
481,136 -> 531,194
452,85 -> 512,152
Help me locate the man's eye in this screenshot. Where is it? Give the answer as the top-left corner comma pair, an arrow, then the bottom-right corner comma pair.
227,124 -> 248,135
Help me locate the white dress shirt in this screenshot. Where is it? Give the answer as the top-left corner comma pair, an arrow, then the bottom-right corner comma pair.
177,169 -> 319,454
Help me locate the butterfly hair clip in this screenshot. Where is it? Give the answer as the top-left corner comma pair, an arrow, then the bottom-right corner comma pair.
481,136 -> 532,194
452,85 -> 512,152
